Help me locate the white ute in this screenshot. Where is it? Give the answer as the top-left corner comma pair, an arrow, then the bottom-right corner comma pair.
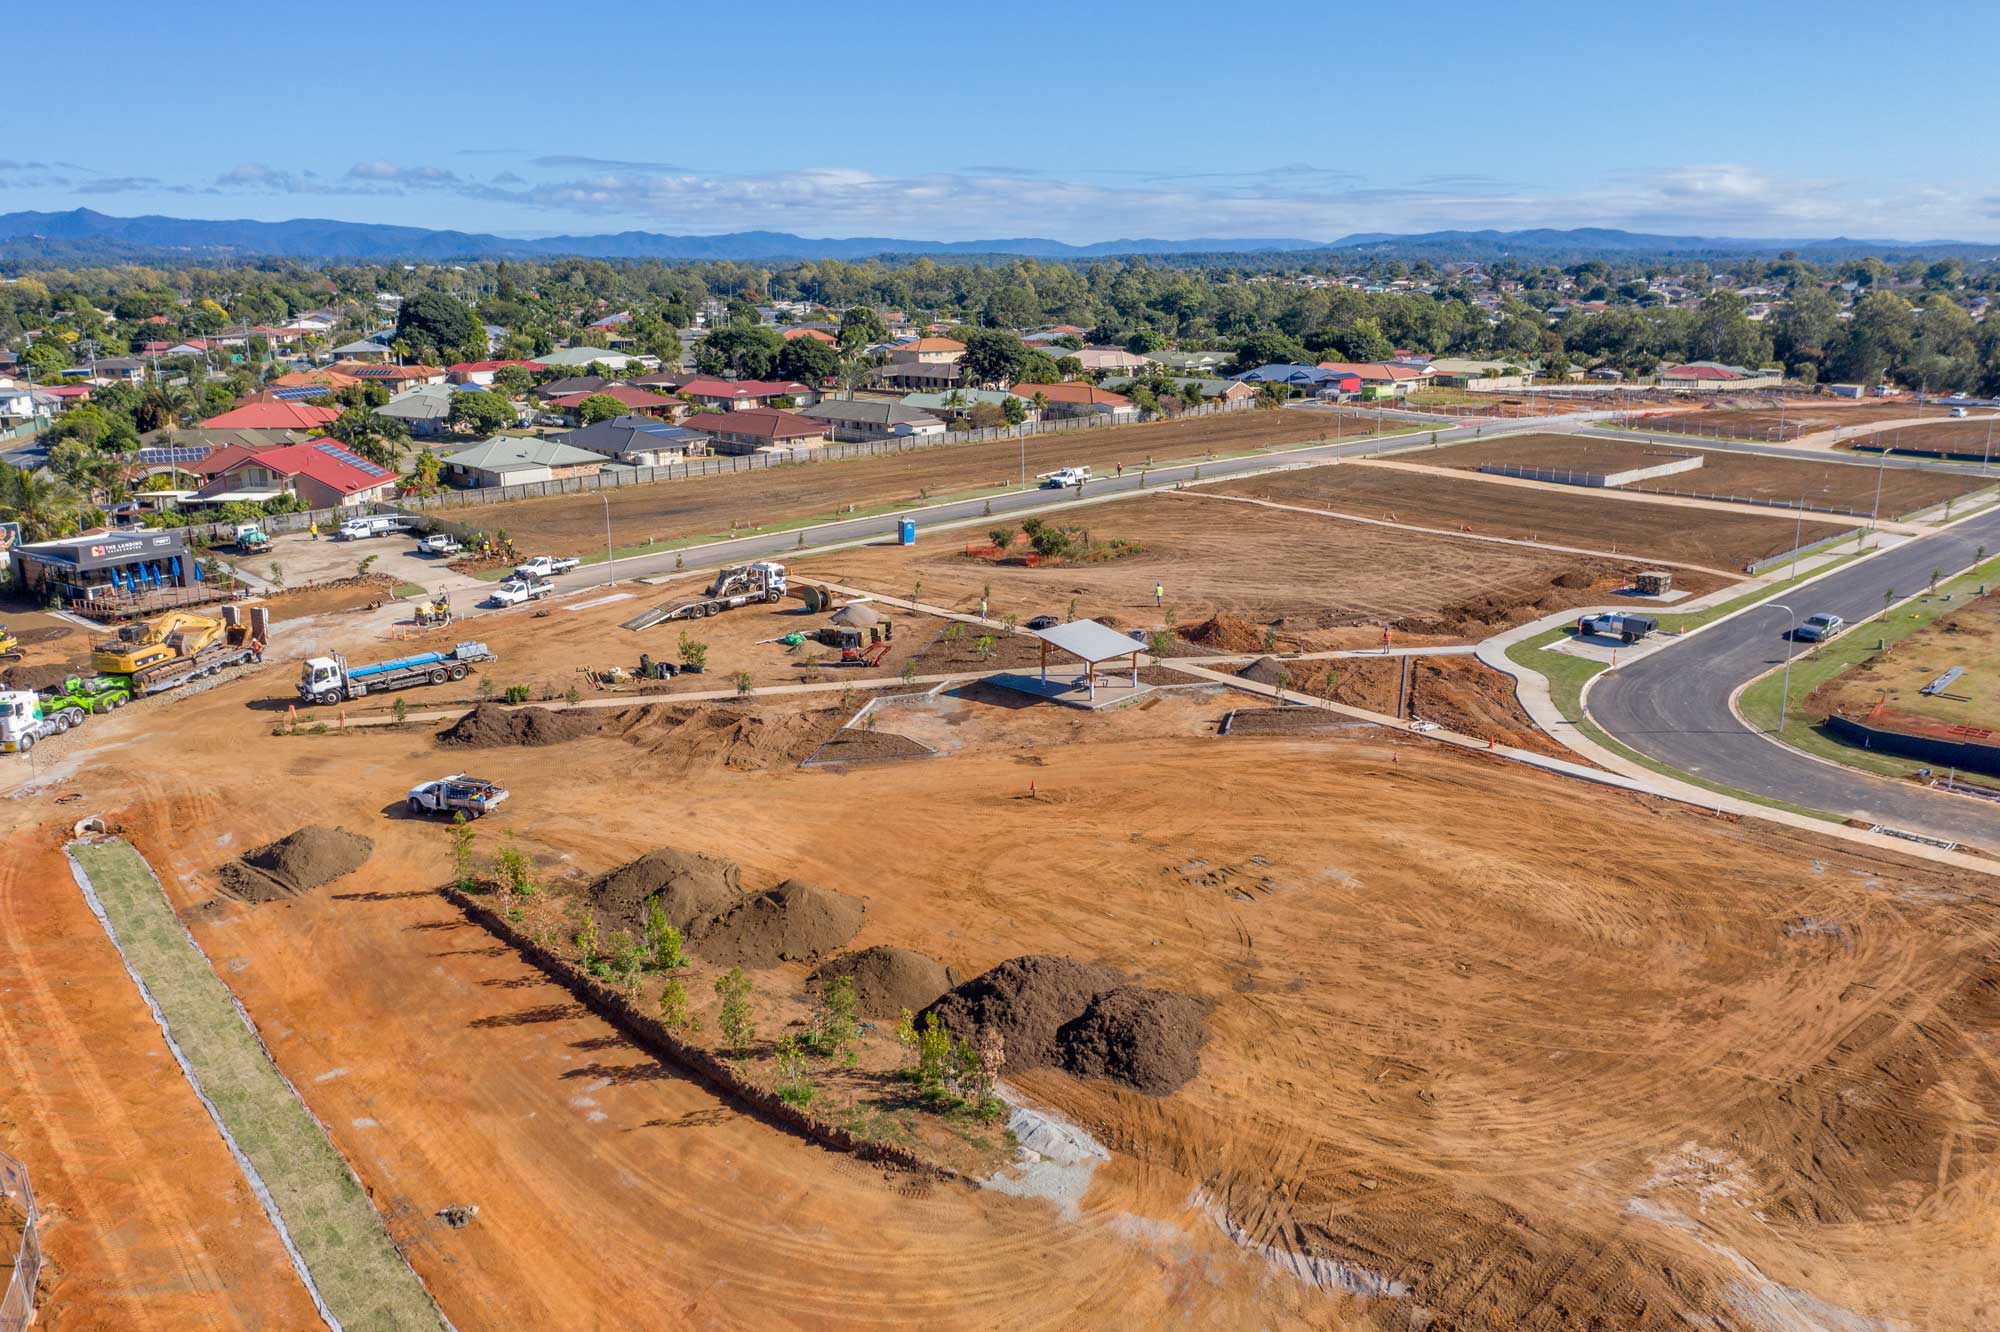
419,532 -> 462,555
407,775 -> 508,818
514,555 -> 580,578
488,577 -> 553,607
1038,466 -> 1091,489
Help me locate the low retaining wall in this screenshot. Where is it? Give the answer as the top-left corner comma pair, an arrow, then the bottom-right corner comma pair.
1478,454 -> 1705,488
1824,713 -> 2000,777
1745,527 -> 1865,576
439,885 -> 958,1178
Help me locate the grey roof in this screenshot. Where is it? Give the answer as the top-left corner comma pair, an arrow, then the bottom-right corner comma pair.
439,434 -> 605,472
901,389 -> 1021,411
537,375 -> 611,397
332,338 -> 389,355
374,384 -> 457,421
1145,349 -> 1230,371
797,399 -> 943,428
1029,618 -> 1146,663
558,415 -> 709,459
533,346 -> 640,368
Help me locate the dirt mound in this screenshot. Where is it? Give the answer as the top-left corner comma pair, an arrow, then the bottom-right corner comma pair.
438,703 -> 597,748
2,662 -> 85,691
587,849 -> 740,933
1236,655 -> 1296,686
600,704 -> 846,771
809,729 -> 932,764
924,954 -> 1122,1071
923,955 -> 1208,1095
1058,985 -> 1210,1095
692,879 -> 864,968
217,826 -> 373,903
810,946 -> 959,1018
1180,612 -> 1268,654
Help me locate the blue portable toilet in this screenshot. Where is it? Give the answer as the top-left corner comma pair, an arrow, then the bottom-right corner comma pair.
898,519 -> 916,546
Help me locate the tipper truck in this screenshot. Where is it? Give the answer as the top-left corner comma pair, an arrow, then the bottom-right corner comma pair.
299,641 -> 494,704
0,690 -> 86,753
93,605 -> 270,695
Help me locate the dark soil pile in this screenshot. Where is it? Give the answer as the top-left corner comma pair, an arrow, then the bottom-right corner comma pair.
1179,612 -> 1269,654
2,662 -> 84,691
692,879 -> 864,968
1236,655 -> 1298,686
1059,986 -> 1211,1095
601,704 -> 846,771
217,826 -> 374,903
810,946 -> 959,1019
438,703 -> 597,748
809,728 -> 933,763
924,954 -> 1209,1096
587,848 -> 741,933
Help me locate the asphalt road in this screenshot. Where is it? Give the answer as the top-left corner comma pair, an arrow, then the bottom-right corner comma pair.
535,410 -> 1595,598
1588,506 -> 2000,845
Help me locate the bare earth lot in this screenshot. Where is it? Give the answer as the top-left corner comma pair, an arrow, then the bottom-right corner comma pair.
1422,433 -> 1992,516
6,643 -> 1998,1330
1690,400 -> 1987,434
1842,417 -> 2000,459
1813,588 -> 2000,735
795,491 -> 1664,642
462,409 -> 1385,555
1213,459 -> 1847,571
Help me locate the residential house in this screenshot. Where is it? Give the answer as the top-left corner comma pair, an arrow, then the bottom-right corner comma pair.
374,384 -> 461,436
870,360 -> 962,391
199,400 -> 343,432
679,409 -> 829,454
887,337 -> 965,367
546,385 -> 677,420
1100,375 -> 1253,404
1067,347 -> 1151,376
1236,364 -> 1346,388
270,367 -> 365,394
900,388 -> 1034,422
796,399 -> 946,441
0,378 -> 54,425
192,439 -> 398,509
62,356 -> 148,386
1144,350 -> 1232,375
558,415 -> 711,468
782,327 -> 838,344
531,346 -> 649,371
1009,382 -> 1139,422
1313,361 -> 1433,396
1424,358 -> 1531,390
676,377 -> 816,412
447,359 -> 540,386
437,435 -> 609,488
335,362 -> 447,388
1657,362 -> 1783,391
330,338 -> 392,362
535,375 -> 613,400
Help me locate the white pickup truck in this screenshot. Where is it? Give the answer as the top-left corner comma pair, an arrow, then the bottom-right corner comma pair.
418,533 -> 462,556
489,577 -> 554,608
407,775 -> 508,819
514,555 -> 581,579
1039,466 -> 1091,489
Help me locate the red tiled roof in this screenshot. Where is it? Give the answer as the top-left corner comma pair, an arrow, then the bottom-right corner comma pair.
896,337 -> 965,352
1315,361 -> 1426,380
1661,363 -> 1746,380
200,401 -> 343,430
782,328 -> 837,342
212,439 -> 390,496
681,409 -> 823,440
1009,382 -> 1132,407
44,385 -> 93,398
548,385 -> 674,409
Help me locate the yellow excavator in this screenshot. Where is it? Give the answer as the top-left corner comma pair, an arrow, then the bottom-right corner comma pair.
0,625 -> 21,664
92,610 -> 228,679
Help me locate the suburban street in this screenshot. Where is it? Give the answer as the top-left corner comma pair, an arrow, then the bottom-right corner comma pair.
1588,505 -> 2000,845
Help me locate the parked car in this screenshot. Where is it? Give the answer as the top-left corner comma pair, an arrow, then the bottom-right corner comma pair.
419,533 -> 462,556
336,514 -> 409,541
514,555 -> 580,579
1794,612 -> 1844,642
1024,614 -> 1061,630
1039,467 -> 1091,489
488,577 -> 553,607
1950,406 -> 1969,418
1576,611 -> 1658,643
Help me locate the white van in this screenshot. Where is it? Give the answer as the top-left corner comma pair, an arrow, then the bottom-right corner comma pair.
336,514 -> 408,541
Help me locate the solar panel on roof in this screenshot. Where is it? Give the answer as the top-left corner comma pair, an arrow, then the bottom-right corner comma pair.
136,446 -> 210,465
272,384 -> 331,400
312,440 -> 394,480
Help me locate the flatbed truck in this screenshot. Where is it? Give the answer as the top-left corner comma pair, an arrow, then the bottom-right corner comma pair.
299,641 -> 494,704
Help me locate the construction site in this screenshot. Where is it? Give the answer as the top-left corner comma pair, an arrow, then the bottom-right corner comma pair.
4,411 -> 1999,1332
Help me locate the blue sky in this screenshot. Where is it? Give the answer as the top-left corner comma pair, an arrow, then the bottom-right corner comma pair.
9,1 -> 1995,242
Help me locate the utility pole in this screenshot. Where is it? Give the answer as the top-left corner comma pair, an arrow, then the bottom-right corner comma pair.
1767,602 -> 1798,735
600,491 -> 613,571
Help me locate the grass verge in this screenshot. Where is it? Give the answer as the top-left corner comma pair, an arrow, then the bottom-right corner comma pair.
68,839 -> 446,1332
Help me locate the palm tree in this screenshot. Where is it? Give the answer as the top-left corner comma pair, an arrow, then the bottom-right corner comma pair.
0,466 -> 85,541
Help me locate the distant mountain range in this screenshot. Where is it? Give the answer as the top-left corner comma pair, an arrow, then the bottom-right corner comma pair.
0,208 -> 1992,265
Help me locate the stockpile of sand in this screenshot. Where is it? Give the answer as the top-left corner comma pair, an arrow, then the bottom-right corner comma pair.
810,946 -> 958,1018
217,826 -> 374,904
809,729 -> 933,764
587,849 -> 740,933
924,954 -> 1209,1095
691,879 -> 864,968
1180,613 -> 1268,654
438,703 -> 597,748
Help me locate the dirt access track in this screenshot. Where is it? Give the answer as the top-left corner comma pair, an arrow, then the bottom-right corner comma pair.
1421,432 -> 1992,517
1212,458 -> 1849,571
793,490 -> 1691,643
454,407 -> 1387,554
5,635 -> 1999,1330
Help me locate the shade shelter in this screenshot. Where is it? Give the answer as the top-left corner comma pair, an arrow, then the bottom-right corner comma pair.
1029,618 -> 1143,701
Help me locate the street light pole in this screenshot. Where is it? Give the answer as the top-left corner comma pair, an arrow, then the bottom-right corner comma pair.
1789,493 -> 1806,579
1870,445 -> 1888,545
600,491 -> 613,572
1766,602 -> 1798,736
